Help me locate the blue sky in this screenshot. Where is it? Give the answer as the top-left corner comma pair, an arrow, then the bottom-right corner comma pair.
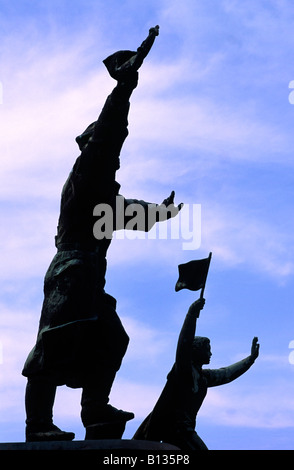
1,0 -> 294,450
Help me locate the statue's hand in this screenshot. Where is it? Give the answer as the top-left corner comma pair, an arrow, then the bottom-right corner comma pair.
250,337 -> 260,361
149,25 -> 159,36
161,191 -> 183,219
188,298 -> 205,317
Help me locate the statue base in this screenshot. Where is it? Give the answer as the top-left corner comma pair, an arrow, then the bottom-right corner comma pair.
0,439 -> 179,451
0,439 -> 181,465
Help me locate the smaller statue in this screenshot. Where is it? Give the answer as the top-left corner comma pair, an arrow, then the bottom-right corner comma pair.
133,256 -> 260,450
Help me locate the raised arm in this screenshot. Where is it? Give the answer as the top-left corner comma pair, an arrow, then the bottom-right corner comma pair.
75,27 -> 161,179
205,337 -> 260,387
175,298 -> 205,371
112,26 -> 160,79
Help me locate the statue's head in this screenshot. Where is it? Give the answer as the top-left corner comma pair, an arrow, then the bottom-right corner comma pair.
192,336 -> 211,365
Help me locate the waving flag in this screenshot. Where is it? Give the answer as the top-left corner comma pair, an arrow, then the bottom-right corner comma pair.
175,252 -> 212,294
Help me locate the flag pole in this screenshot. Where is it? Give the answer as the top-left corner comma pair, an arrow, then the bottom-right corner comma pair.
200,252 -> 212,300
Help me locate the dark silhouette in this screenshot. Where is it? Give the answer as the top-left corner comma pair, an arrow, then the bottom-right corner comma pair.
133,298 -> 259,450
22,26 -> 182,442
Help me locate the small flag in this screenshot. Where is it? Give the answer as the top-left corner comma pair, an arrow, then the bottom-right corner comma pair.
175,253 -> 212,293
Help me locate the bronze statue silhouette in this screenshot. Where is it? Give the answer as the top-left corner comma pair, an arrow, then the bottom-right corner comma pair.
133,297 -> 259,450
22,26 -> 183,442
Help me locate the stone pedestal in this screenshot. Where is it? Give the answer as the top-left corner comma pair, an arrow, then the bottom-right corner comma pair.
0,439 -> 182,465
0,439 -> 179,451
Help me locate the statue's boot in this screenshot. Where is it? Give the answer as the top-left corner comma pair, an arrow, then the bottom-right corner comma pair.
25,377 -> 75,442
82,404 -> 134,441
81,370 -> 134,439
81,402 -> 134,426
103,25 -> 159,81
26,423 -> 75,442
83,405 -> 134,440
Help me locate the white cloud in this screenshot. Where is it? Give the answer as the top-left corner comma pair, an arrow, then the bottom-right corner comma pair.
201,379 -> 294,429
0,206 -> 57,280
119,315 -> 174,363
201,202 -> 294,279
133,96 -> 286,157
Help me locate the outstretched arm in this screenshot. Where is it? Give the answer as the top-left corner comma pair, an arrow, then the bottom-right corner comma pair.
156,191 -> 184,222
115,191 -> 183,232
205,337 -> 260,387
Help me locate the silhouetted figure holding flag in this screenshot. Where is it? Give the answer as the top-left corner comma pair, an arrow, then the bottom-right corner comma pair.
133,255 -> 260,450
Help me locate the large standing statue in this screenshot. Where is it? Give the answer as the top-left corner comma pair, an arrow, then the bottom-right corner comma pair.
22,26 -> 182,442
133,298 -> 259,450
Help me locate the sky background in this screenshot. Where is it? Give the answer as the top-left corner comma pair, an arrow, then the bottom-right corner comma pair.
1,0 -> 294,450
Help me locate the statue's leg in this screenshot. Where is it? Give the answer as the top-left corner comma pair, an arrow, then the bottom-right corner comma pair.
80,368 -> 134,439
25,377 -> 75,442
